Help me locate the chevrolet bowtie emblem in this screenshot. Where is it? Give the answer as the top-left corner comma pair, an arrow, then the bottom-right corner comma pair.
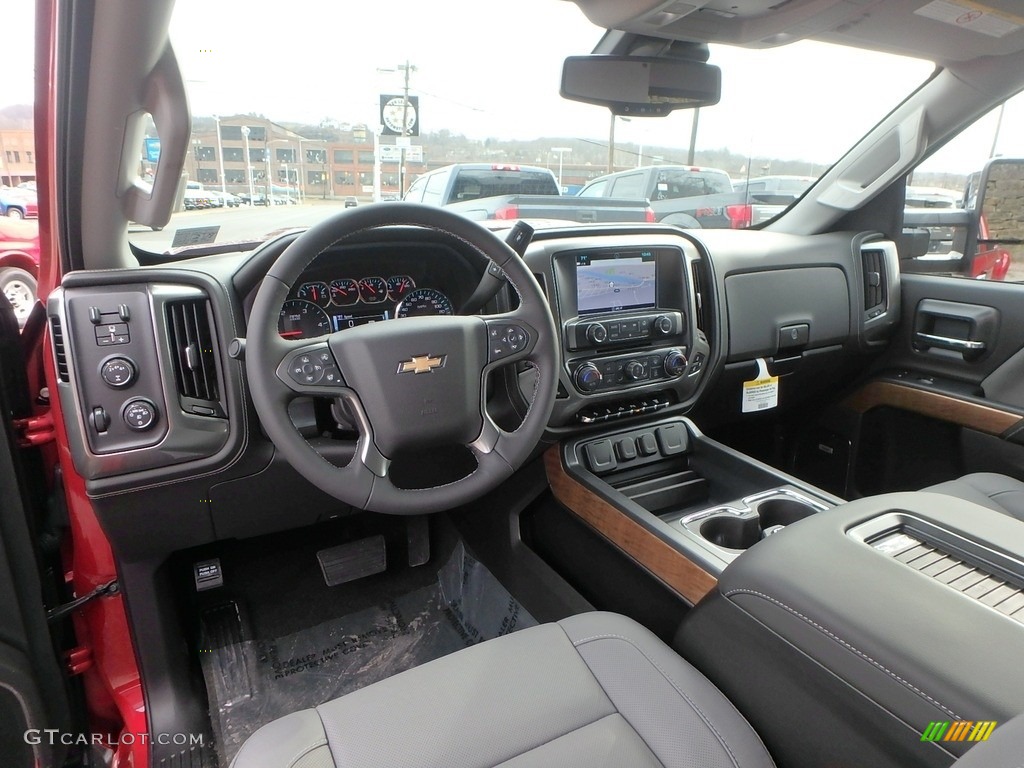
397,354 -> 446,375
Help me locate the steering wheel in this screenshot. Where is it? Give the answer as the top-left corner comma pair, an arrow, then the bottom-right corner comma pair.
247,203 -> 558,514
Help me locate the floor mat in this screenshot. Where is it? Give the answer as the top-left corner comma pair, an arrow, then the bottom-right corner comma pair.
199,542 -> 536,765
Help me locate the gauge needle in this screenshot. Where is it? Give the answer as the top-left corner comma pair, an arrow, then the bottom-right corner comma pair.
280,330 -> 303,337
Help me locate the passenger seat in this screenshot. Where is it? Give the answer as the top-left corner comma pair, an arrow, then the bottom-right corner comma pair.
925,472 -> 1024,521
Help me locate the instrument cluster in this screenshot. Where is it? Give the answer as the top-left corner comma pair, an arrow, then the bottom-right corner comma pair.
278,274 -> 454,339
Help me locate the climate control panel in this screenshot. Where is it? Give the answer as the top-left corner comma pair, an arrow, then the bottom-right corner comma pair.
571,347 -> 689,394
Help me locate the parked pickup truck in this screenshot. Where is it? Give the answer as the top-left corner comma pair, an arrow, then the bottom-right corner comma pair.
577,165 -> 744,228
405,163 -> 655,223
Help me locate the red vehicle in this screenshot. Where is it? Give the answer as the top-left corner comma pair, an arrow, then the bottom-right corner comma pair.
0,216 -> 40,324
973,213 -> 1011,280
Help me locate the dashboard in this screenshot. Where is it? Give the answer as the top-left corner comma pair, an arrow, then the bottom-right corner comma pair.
47,222 -> 899,499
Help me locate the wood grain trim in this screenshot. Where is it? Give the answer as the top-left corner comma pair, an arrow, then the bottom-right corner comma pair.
842,380 -> 1023,436
544,446 -> 717,605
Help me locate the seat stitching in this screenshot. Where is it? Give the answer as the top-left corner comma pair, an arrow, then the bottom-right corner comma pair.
723,588 -> 961,720
571,632 -> 743,768
308,707 -> 336,768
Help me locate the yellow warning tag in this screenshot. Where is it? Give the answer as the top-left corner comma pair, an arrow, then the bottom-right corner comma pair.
741,358 -> 779,413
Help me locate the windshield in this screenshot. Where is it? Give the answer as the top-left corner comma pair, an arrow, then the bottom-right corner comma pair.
121,0 -> 937,253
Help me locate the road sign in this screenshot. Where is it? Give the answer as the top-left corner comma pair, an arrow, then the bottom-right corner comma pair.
379,145 -> 424,163
143,138 -> 161,163
379,94 -> 420,137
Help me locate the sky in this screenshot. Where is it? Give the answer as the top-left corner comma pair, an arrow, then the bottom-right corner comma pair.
3,0 -> 1023,175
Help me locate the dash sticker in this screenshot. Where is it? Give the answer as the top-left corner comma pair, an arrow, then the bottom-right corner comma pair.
741,358 -> 779,413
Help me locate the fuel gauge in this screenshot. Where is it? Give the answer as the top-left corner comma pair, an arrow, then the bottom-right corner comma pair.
358,276 -> 388,304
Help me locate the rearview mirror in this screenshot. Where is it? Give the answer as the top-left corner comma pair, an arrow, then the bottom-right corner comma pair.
560,55 -> 721,116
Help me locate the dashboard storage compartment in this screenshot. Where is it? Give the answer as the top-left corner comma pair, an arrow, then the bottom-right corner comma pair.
676,492 -> 1024,768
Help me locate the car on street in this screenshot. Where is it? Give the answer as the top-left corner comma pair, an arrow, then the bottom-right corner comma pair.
0,187 -> 39,219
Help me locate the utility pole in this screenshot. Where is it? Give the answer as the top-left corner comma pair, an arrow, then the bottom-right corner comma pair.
399,60 -> 417,198
607,112 -> 616,174
687,108 -> 701,166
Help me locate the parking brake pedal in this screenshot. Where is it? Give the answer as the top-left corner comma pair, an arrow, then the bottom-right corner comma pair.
317,535 -> 387,587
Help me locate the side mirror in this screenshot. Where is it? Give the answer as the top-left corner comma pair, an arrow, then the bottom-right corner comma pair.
971,157 -> 1023,279
976,158 -> 1024,242
560,55 -> 721,116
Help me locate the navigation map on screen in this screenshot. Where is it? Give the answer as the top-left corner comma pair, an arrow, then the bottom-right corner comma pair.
576,252 -> 656,314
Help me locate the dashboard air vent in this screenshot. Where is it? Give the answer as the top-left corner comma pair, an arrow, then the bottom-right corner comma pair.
166,299 -> 222,414
49,316 -> 70,382
862,248 -> 887,312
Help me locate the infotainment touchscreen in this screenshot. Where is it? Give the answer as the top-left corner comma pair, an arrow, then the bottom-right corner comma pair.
576,250 -> 656,314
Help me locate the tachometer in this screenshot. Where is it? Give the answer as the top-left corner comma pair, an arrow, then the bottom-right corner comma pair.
395,288 -> 454,318
387,275 -> 416,301
329,278 -> 359,306
296,281 -> 331,308
358,276 -> 388,304
279,299 -> 332,339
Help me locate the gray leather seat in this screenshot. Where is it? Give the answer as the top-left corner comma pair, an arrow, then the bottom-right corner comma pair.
926,472 -> 1024,521
230,612 -> 775,768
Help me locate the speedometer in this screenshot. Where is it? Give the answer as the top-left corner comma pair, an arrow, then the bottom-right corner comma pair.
395,288 -> 454,318
278,299 -> 332,339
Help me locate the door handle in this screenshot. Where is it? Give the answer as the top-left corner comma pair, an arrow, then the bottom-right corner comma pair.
914,332 -> 986,352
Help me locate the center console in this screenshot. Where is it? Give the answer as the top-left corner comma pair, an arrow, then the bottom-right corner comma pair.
676,492 -> 1024,768
537,236 -> 711,427
547,415 -> 1024,768
546,416 -> 841,603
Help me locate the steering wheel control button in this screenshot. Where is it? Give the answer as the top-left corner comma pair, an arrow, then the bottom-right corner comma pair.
100,357 -> 136,388
122,399 -> 158,431
584,439 -> 617,474
637,433 -> 658,456
323,366 -> 343,385
488,324 -> 531,362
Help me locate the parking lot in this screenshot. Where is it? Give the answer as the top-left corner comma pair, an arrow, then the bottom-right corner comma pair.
129,199 -> 360,252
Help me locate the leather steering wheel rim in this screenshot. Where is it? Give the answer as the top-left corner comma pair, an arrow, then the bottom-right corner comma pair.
246,202 -> 558,514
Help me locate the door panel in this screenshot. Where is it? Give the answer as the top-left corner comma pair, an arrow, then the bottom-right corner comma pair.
838,273 -> 1024,495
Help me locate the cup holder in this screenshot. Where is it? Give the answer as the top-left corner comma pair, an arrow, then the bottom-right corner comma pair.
700,515 -> 762,550
694,492 -> 823,551
756,498 -> 817,528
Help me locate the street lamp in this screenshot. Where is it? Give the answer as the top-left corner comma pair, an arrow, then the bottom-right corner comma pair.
551,147 -> 572,192
213,115 -> 227,195
240,125 -> 256,202
192,138 -> 202,180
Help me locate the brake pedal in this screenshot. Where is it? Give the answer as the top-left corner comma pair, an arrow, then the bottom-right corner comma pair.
317,535 -> 387,587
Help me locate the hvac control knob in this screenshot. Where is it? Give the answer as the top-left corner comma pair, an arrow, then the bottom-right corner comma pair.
625,360 -> 647,381
574,363 -> 603,393
664,348 -> 688,377
654,315 -> 674,335
586,323 -> 608,344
